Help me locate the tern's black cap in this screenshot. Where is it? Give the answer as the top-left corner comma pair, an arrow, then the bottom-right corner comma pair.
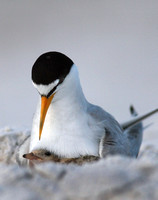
32,52 -> 74,85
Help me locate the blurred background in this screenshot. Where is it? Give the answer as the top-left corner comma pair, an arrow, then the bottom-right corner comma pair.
0,0 -> 158,130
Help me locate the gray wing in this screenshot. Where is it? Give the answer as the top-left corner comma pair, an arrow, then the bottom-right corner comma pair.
99,106 -> 144,158
99,128 -> 131,158
87,103 -> 129,157
87,103 -> 123,136
88,104 -> 143,158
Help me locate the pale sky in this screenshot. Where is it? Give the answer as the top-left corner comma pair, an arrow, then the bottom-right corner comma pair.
0,1 -> 158,129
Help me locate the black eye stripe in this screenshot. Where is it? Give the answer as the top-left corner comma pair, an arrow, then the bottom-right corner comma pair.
46,79 -> 64,98
47,86 -> 57,98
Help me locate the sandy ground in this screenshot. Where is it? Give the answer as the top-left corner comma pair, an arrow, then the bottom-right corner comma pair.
0,126 -> 158,200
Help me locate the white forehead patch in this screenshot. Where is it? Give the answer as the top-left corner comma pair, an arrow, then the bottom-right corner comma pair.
33,79 -> 59,96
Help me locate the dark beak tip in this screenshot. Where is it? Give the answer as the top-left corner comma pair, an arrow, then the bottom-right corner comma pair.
23,154 -> 26,158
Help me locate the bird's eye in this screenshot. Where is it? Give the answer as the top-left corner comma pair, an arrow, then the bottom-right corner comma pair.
47,86 -> 57,98
45,151 -> 51,156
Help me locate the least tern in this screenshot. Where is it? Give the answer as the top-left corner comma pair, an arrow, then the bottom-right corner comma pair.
30,51 -> 125,158
20,52 -> 158,164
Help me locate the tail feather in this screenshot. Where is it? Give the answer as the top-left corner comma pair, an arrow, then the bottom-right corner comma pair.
124,105 -> 143,157
121,107 -> 158,130
130,105 -> 137,116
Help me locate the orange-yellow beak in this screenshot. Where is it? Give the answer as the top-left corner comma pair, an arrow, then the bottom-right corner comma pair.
39,93 -> 55,140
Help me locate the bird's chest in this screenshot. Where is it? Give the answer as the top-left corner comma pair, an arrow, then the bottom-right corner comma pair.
30,106 -> 101,157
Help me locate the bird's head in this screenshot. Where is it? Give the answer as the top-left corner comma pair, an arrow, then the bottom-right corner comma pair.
23,149 -> 54,162
32,52 -> 74,140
